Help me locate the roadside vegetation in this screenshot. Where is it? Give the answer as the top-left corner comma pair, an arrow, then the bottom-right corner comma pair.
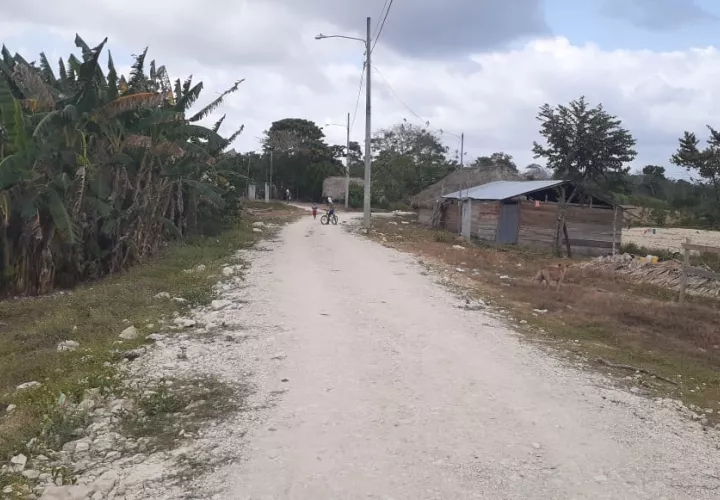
0,220 -> 255,465
0,32 -> 303,488
371,217 -> 720,425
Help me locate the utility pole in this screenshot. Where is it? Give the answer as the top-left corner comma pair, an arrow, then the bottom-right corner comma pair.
363,16 -> 372,229
269,149 -> 274,200
314,18 -> 372,228
459,132 -> 466,236
345,111 -> 350,210
246,155 -> 252,199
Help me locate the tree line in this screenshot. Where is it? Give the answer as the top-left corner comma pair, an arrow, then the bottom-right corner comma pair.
255,98 -> 720,228
0,36 -> 248,296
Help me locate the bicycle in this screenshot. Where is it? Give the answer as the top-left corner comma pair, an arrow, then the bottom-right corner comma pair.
320,210 -> 338,225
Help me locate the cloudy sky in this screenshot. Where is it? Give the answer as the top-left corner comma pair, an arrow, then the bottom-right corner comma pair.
3,0 -> 720,178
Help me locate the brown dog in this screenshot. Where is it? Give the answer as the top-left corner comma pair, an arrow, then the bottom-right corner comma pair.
534,263 -> 568,291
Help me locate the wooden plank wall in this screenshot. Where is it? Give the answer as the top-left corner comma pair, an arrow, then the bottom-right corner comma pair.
517,200 -> 622,255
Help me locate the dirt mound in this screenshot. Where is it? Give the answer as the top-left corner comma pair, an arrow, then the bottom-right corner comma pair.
580,253 -> 720,299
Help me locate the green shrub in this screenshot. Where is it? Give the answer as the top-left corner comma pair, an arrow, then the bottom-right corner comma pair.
348,184 -> 364,209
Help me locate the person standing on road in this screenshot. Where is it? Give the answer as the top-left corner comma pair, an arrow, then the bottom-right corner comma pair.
312,203 -> 318,219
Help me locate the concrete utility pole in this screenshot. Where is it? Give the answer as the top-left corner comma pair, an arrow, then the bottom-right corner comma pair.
322,116 -> 352,208
460,132 -> 464,167
315,17 -> 373,229
346,111 -> 350,209
362,16 -> 372,229
269,149 -> 274,200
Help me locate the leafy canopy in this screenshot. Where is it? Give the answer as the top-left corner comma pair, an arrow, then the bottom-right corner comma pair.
370,122 -> 456,204
532,96 -> 637,201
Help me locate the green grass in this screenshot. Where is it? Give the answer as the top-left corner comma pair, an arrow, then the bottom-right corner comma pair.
0,220 -> 261,463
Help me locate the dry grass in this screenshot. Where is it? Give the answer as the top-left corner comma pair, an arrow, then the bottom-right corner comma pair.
371,217 -> 720,421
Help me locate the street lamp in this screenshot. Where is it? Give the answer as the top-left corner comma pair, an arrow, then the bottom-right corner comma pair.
316,17 -> 372,230
323,116 -> 351,209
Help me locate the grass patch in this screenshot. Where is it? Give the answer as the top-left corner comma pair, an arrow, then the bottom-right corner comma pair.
0,218 -> 266,464
121,375 -> 247,452
433,231 -> 455,243
370,217 -> 720,423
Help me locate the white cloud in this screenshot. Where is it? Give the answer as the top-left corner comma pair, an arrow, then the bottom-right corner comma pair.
3,2 -> 720,179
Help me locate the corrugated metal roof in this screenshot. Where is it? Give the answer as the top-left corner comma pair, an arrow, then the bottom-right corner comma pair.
442,180 -> 565,201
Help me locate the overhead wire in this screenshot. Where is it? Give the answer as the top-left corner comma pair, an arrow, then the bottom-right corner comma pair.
347,0 -> 392,135
349,64 -> 365,133
371,0 -> 395,53
372,65 -> 465,161
373,65 -> 461,138
373,0 -> 390,37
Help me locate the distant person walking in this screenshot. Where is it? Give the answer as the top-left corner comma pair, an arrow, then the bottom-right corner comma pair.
311,203 -> 318,219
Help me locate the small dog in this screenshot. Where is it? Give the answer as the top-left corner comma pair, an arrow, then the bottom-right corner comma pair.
534,263 -> 568,291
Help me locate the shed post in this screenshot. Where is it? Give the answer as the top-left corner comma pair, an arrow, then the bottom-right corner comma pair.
612,205 -> 618,255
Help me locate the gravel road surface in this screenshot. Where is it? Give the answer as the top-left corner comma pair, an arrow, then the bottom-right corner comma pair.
216,214 -> 720,499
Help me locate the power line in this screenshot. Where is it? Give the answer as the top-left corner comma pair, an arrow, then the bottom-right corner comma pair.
373,0 -> 390,36
371,0 -> 395,53
372,65 -> 427,125
372,65 -> 464,161
373,65 -> 461,139
349,65 -> 365,133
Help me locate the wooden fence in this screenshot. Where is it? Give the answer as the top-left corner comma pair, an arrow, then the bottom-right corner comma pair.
679,238 -> 720,304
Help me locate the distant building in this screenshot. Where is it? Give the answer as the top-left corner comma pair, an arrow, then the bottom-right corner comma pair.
322,176 -> 364,201
411,166 -> 522,225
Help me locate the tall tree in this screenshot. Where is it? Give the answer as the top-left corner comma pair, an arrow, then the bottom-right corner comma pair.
641,164 -> 666,196
347,141 -> 364,178
671,127 -> 720,224
523,163 -> 552,180
262,118 -> 343,200
370,122 -> 455,204
471,152 -> 518,172
532,96 -> 636,253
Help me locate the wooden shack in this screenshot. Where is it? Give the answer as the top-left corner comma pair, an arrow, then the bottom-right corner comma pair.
411,166 -> 522,226
439,180 -> 623,256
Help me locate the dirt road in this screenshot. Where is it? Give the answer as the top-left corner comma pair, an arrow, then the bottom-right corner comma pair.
216,214 -> 719,499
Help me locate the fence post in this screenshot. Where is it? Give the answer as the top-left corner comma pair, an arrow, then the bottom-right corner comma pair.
612,205 -> 618,255
679,237 -> 689,305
